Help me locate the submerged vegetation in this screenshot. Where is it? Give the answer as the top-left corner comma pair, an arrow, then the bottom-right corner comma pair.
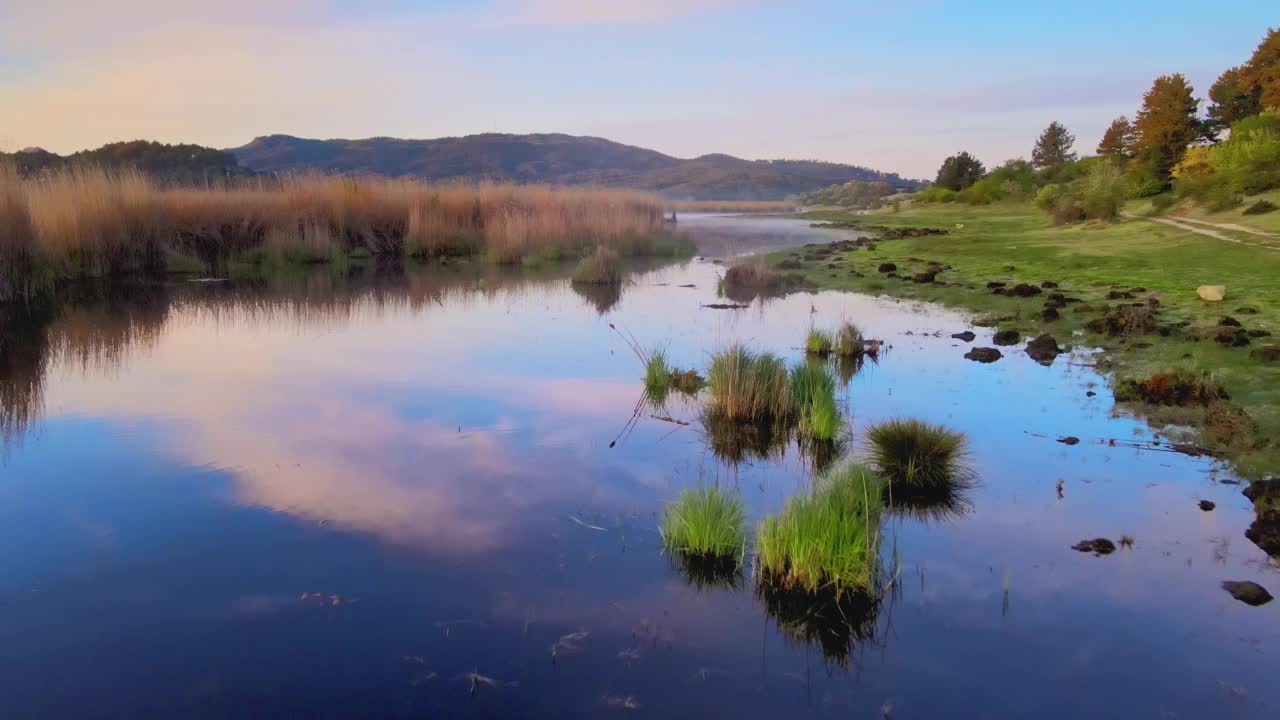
756,463 -> 883,597
0,165 -> 684,301
660,486 -> 747,562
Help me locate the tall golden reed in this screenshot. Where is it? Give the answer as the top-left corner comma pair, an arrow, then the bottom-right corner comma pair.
0,166 -> 669,291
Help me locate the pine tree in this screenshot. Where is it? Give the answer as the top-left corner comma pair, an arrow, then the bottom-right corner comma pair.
1031,121 -> 1077,170
1097,116 -> 1137,159
934,152 -> 985,191
1134,74 -> 1203,183
1207,66 -> 1262,135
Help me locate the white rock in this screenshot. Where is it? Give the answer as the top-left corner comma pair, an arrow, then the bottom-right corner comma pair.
1197,285 -> 1226,302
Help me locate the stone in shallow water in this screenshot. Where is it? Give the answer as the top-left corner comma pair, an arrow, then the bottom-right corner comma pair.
1221,581 -> 1273,606
1198,500 -> 1215,511
1072,538 -> 1116,555
951,331 -> 976,343
964,347 -> 1001,363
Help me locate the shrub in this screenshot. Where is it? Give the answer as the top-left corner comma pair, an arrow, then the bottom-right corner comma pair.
706,345 -> 792,421
572,246 -> 622,285
866,419 -> 969,490
1243,199 -> 1278,215
1150,193 -> 1177,211
1035,184 -> 1065,213
756,463 -> 883,596
661,486 -> 747,560
1077,159 -> 1128,221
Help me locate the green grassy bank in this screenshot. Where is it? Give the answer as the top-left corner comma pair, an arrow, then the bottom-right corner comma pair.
766,202 -> 1280,477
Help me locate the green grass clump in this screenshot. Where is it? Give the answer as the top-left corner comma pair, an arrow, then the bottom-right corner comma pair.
866,419 -> 968,489
644,348 -> 672,393
756,463 -> 883,596
572,246 -> 622,285
661,486 -> 747,560
805,329 -> 834,355
790,363 -> 842,441
706,344 -> 792,421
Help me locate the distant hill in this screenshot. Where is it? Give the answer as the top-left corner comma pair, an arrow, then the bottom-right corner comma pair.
4,140 -> 249,183
230,133 -> 920,200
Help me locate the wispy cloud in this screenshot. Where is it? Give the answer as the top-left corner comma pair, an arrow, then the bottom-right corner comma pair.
505,0 -> 757,26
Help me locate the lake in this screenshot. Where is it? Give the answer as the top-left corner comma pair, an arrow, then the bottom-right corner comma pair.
0,215 -> 1275,718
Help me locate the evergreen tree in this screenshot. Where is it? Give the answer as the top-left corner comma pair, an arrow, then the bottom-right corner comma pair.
1207,66 -> 1262,135
934,152 -> 985,191
1031,121 -> 1077,170
1134,74 -> 1203,183
1097,116 -> 1138,159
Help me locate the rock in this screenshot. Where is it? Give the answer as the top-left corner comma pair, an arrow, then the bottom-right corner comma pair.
964,347 -> 1002,363
986,281 -> 1007,289
993,329 -> 1021,346
1026,334 -> 1063,365
1040,280 -> 1059,289
951,331 -> 976,342
1041,307 -> 1060,322
1072,538 -> 1117,555
1219,316 -> 1242,327
1008,283 -> 1042,297
1058,436 -> 1080,445
1086,390 -> 1097,397
912,271 -> 937,283
1250,346 -> 1280,363
1197,285 -> 1226,302
1198,500 -> 1216,511
1245,510 -> 1280,557
877,263 -> 897,273
1221,580 -> 1273,606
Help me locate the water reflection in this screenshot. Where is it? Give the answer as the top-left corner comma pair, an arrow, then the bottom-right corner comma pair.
668,552 -> 744,592
756,581 -> 883,669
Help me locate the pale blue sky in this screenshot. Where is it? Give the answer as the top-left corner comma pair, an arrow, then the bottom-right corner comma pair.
0,1 -> 1274,177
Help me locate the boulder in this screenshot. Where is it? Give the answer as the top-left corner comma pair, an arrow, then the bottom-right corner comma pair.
964,347 -> 1002,363
1197,285 -> 1226,302
1221,580 -> 1273,606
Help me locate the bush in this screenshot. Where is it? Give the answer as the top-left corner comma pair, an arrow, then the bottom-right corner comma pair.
1150,193 -> 1177,211
1077,159 -> 1128,221
914,187 -> 957,203
1035,184 -> 1065,213
1243,199 -> 1278,215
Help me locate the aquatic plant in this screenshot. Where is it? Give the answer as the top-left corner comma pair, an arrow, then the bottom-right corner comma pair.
644,348 -> 673,393
756,463 -> 883,596
0,167 -> 674,288
661,486 -> 747,561
706,345 -> 791,422
720,257 -> 800,295
866,418 -> 969,491
835,321 -> 865,356
805,329 -> 834,355
790,363 -> 842,441
571,246 -> 623,285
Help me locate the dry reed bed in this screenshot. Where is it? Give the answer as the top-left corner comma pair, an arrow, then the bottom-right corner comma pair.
0,164 -> 671,298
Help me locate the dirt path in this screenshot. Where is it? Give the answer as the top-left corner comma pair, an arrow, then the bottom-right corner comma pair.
1166,214 -> 1279,238
1123,213 -> 1280,252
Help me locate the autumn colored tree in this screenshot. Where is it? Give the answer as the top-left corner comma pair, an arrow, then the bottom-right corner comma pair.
1134,74 -> 1204,183
1239,28 -> 1280,111
934,152 -> 985,191
1031,121 -> 1077,170
1097,116 -> 1138,159
1207,66 -> 1262,134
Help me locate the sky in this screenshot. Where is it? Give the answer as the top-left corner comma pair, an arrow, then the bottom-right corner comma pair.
0,0 -> 1274,178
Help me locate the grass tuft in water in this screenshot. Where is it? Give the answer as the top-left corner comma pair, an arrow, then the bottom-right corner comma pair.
706,344 -> 792,422
790,363 -> 842,441
661,486 -> 747,561
644,348 -> 673,394
836,321 -> 865,356
866,418 -> 969,490
756,463 -> 883,596
572,246 -> 623,285
805,329 -> 834,355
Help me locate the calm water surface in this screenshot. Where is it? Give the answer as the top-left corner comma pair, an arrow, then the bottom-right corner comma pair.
1,215 -> 1276,718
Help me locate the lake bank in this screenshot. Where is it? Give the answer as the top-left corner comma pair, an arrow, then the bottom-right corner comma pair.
762,203 -> 1280,478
